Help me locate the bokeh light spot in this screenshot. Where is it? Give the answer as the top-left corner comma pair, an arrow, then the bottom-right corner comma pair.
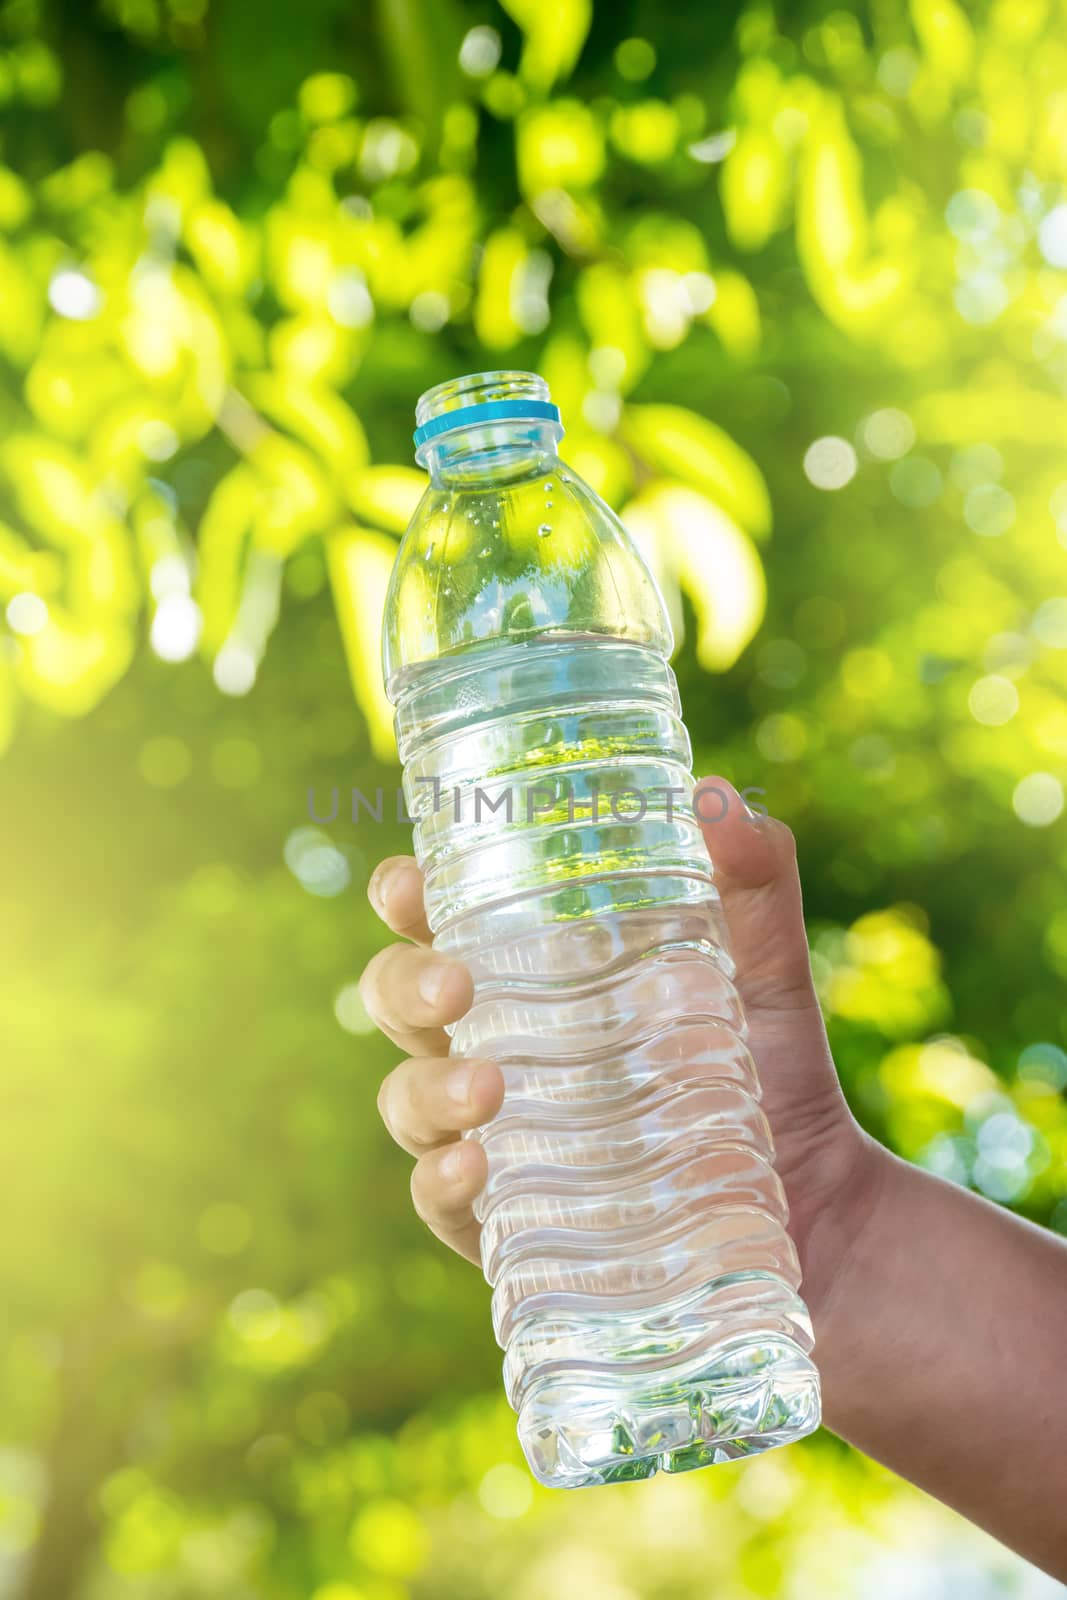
1038,203 -> 1067,269
968,675 -> 1018,727
228,1289 -> 281,1340
284,827 -> 350,897
889,456 -> 942,508
860,408 -> 914,461
334,982 -> 375,1035
973,1111 -> 1035,1202
138,420 -> 179,461
150,594 -> 202,662
349,1498 -> 428,1578
954,272 -> 1009,326
1012,772 -> 1064,827
48,267 -> 102,320
983,632 -> 1031,678
588,345 -> 627,389
1031,597 -> 1067,649
950,443 -> 1003,489
1018,1042 -> 1067,1093
681,271 -> 716,313
920,1133 -> 973,1187
755,713 -> 808,762
688,130 -> 735,164
298,72 -> 356,123
327,271 -> 374,329
478,1462 -> 534,1518
214,644 -> 257,697
410,290 -> 449,332
803,436 -> 857,490
615,38 -> 656,82
6,592 -> 48,636
459,25 -> 501,78
964,482 -> 1015,537
945,188 -> 999,242
877,47 -> 918,97
1050,482 -> 1067,544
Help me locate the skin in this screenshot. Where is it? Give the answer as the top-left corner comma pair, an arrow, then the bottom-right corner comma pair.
361,779 -> 1067,1579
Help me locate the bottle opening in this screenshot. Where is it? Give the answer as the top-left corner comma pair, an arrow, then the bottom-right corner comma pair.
413,370 -> 562,466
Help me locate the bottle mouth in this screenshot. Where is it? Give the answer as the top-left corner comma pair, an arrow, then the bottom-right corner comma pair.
412,370 -> 562,460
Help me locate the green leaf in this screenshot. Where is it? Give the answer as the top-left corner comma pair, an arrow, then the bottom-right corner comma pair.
796,95 -> 905,329
910,0 -> 975,85
347,467 -> 426,534
186,198 -> 260,296
610,101 -> 680,167
326,523 -> 398,761
621,405 -> 772,539
498,0 -> 592,92
241,374 -> 369,478
16,609 -> 135,718
196,465 -> 259,653
516,102 -> 604,196
721,127 -> 789,252
248,434 -> 340,556
0,519 -> 62,598
27,327 -> 133,442
0,434 -> 91,546
474,229 -> 529,350
576,264 -> 649,390
622,484 -> 766,672
704,271 -> 761,359
0,165 -> 31,230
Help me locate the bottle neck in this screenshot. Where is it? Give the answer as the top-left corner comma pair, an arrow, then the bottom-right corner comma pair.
422,420 -> 562,488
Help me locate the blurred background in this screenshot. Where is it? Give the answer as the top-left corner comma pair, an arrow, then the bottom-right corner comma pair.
2,0 -> 1067,1595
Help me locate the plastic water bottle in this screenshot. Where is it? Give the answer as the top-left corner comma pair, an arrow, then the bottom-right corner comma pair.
382,371 -> 820,1488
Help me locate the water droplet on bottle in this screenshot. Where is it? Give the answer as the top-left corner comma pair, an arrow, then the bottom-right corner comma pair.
544,481 -> 554,492
545,500 -> 553,509
538,523 -> 551,538
478,546 -> 491,558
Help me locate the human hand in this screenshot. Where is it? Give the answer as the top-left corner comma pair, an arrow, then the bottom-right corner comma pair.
359,854 -> 503,1265
362,786 -> 1067,1574
360,778 -> 879,1315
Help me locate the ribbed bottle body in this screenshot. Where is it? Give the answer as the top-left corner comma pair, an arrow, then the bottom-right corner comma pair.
394,636 -> 820,1487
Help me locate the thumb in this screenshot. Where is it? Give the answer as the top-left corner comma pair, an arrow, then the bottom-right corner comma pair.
694,779 -> 861,1252
693,777 -> 819,1018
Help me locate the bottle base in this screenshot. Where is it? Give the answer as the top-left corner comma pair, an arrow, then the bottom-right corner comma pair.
517,1335 -> 820,1489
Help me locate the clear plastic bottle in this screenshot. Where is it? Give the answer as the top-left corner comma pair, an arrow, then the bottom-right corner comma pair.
382,371 -> 820,1488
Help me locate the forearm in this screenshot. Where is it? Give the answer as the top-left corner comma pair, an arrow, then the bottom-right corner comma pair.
805,1141 -> 1067,1577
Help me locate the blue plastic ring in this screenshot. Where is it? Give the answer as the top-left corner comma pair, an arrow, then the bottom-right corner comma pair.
413,399 -> 562,450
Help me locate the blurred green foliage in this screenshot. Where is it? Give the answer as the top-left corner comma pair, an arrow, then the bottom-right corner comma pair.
2,0 -> 1067,1595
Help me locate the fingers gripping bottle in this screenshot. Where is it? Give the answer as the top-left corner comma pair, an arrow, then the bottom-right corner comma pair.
382,372 -> 820,1488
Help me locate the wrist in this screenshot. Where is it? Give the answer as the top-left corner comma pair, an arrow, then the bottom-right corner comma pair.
793,1128 -> 894,1351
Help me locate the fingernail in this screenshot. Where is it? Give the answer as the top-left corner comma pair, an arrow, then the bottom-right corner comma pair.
742,789 -> 769,824
418,963 -> 449,1008
368,863 -> 396,913
446,1065 -> 471,1106
440,1146 -> 464,1183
